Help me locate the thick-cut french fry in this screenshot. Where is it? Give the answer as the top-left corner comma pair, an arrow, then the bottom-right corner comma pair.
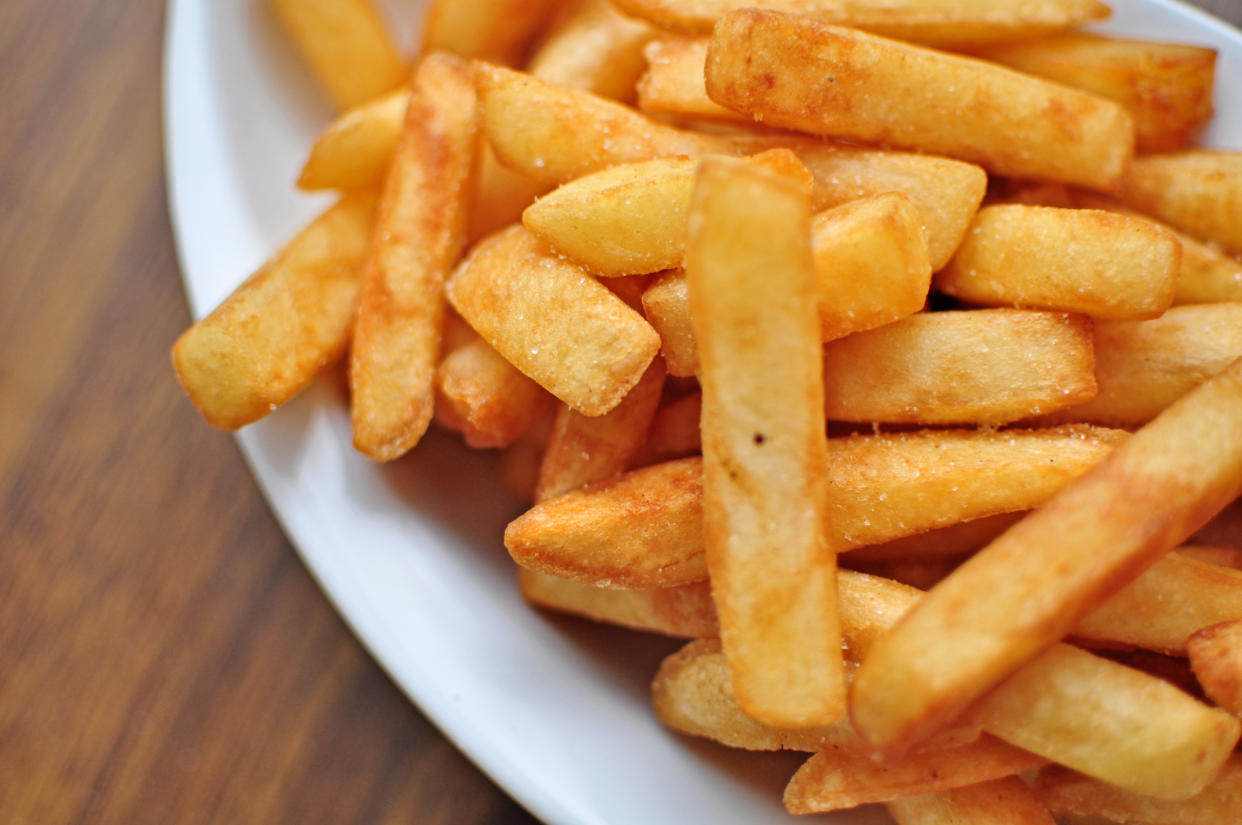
847,514 -> 1025,565
268,0 -> 406,109
436,336 -> 551,449
447,225 -> 661,417
527,0 -> 655,102
938,205 -> 1178,320
845,558 -> 962,592
973,33 -> 1216,153
1034,756 -> 1242,825
1194,498 -> 1242,550
686,156 -> 842,727
350,53 -> 479,461
1188,620 -> 1242,714
298,88 -> 409,191
476,63 -> 731,186
823,310 -> 1096,426
634,390 -> 702,465
639,38 -> 741,122
887,777 -> 1056,825
1119,151 -> 1242,254
706,11 -> 1134,191
614,0 -> 1109,47
468,145 -> 551,244
1047,303 -> 1242,428
1180,545 -> 1242,569
497,403 -> 556,503
839,571 -> 1242,799
783,738 -> 1046,814
520,570 -> 716,638
506,427 -> 1125,588
535,358 -> 665,501
1072,552 -> 1242,655
851,357 -> 1242,764
422,0 -> 558,65
172,191 -> 377,430
641,270 -> 697,377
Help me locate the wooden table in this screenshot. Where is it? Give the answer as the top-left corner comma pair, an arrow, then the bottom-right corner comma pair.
2,2 -> 1238,823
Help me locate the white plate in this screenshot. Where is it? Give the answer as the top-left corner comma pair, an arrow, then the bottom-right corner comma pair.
163,3 -> 1241,823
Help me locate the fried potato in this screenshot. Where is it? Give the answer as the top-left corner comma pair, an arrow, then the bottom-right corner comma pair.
172,190 -> 376,430
1194,498 -> 1242,550
1046,303 -> 1242,427
350,53 -> 479,460
822,309 -> 1096,426
527,0 -> 655,102
686,156 -> 842,727
640,270 -> 697,377
436,336 -> 552,449
1180,545 -> 1242,570
634,390 -> 702,466
497,403 -> 556,503
973,33 -> 1216,152
1034,756 -> 1242,825
851,357 -> 1242,765
887,777 -> 1056,825
476,63 -> 731,186
938,205 -> 1178,320
447,226 -> 660,416
519,571 -> 716,638
614,0 -> 1108,48
298,88 -> 409,191
847,514 -> 1025,565
1119,150 -> 1242,255
505,426 -> 1125,588
268,0 -> 406,109
706,11 -> 1134,191
639,38 -> 741,122
422,0 -> 558,65
1188,620 -> 1242,715
535,358 -> 665,501
468,144 -> 551,244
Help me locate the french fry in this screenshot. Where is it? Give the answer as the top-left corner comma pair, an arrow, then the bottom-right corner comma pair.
422,0 -> 559,65
1188,620 -> 1242,715
1047,303 -> 1242,428
436,336 -> 552,449
634,390 -> 702,465
846,558 -> 963,592
476,63 -> 731,186
1119,150 -> 1242,255
497,404 -> 556,503
641,270 -> 697,377
535,358 -> 665,501
847,514 -> 1025,565
1034,756 -> 1242,825
350,53 -> 479,461
468,145 -> 551,244
1194,497 -> 1242,550
639,38 -> 742,122
613,0 -> 1109,48
973,33 -> 1216,152
1179,545 -> 1242,570
526,0 -> 656,102
268,0 -> 406,109
937,205 -> 1179,320
506,426 -> 1125,588
686,156 -> 842,727
886,777 -> 1056,825
822,310 -> 1097,426
706,11 -> 1134,191
521,571 -> 716,638
172,190 -> 376,430
446,225 -> 661,417
298,88 -> 409,191
851,357 -> 1242,764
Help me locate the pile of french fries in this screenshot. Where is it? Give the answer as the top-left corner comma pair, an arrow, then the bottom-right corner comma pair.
172,0 -> 1242,821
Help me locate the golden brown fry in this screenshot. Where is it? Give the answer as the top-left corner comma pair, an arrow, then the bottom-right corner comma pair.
1119,151 -> 1242,254
706,11 -> 1134,191
422,0 -> 558,65
1194,497 -> 1242,550
476,63 -> 731,186
298,88 -> 409,191
887,777 -> 1056,825
822,309 -> 1096,426
1179,545 -> 1242,570
974,33 -> 1216,152
268,0 -> 406,109
497,404 -> 556,503
634,390 -> 702,465
639,38 -> 744,122
1034,756 -> 1242,825
436,337 -> 552,449
520,571 -> 716,638
468,145 -> 551,244
447,225 -> 661,416
506,426 -> 1125,588
350,53 -> 479,461
527,0 -> 655,102
851,357 -> 1242,767
640,270 -> 697,377
847,514 -> 1025,565
172,191 -> 377,430
686,156 -> 842,727
938,205 -> 1178,320
1188,620 -> 1242,715
535,358 -> 665,501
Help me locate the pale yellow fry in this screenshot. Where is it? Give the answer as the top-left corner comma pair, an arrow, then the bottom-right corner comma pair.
422,0 -> 559,65
938,205 -> 1178,320
1119,150 -> 1242,254
446,225 -> 660,417
172,191 -> 376,430
686,156 -> 841,727
887,778 -> 1056,825
298,88 -> 409,191
350,53 -> 479,461
268,0 -> 406,109
520,570 -> 716,638
1188,620 -> 1242,715
851,357 -> 1242,768
527,0 -> 656,102
706,11 -> 1134,191
436,336 -> 551,450
640,270 -> 697,377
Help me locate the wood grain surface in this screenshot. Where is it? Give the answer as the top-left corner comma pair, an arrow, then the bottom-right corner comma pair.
1,1 -> 1239,824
